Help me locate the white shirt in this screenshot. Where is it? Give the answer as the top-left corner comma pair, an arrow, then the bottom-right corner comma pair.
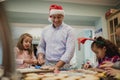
37,23 -> 75,64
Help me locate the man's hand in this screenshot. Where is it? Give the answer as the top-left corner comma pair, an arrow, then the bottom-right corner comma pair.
54,66 -> 60,73
37,53 -> 45,65
54,60 -> 65,73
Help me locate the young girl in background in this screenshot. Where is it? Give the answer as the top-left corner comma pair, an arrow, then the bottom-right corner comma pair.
84,36 -> 120,69
15,33 -> 37,68
116,23 -> 120,36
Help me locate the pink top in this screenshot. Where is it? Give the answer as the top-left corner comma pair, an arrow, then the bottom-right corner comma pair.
14,47 -> 36,68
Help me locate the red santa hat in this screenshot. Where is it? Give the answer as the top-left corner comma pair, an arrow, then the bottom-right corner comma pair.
48,4 -> 65,22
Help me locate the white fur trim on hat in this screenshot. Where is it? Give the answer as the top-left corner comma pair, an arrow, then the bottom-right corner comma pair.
50,9 -> 64,16
48,17 -> 52,22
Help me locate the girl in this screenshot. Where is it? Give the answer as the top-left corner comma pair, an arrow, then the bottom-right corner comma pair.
99,24 -> 120,79
15,33 -> 37,68
84,36 -> 120,69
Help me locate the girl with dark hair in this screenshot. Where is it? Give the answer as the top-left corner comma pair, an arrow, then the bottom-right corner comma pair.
91,36 -> 120,67
84,36 -> 120,69
99,24 -> 120,79
15,33 -> 37,68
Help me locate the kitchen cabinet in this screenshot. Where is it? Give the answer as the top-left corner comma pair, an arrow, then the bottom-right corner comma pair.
107,10 -> 120,49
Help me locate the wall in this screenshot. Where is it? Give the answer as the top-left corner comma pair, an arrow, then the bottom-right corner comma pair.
10,23 -> 45,45
6,0 -> 112,38
74,28 -> 95,68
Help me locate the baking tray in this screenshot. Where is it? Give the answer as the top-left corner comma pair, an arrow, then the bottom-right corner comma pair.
17,68 -> 53,74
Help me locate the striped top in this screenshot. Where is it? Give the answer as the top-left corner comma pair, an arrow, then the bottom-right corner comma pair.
98,55 -> 120,68
37,23 -> 75,64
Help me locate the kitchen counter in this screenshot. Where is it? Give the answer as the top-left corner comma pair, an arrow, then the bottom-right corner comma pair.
17,68 -> 117,80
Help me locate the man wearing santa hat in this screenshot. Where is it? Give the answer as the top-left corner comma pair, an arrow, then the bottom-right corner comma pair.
37,4 -> 75,72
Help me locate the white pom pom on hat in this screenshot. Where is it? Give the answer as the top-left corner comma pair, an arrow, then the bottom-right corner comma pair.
48,4 -> 65,22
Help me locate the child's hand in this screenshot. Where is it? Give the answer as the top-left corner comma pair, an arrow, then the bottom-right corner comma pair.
23,59 -> 30,64
99,61 -> 113,68
83,63 -> 91,69
105,67 -> 120,79
23,59 -> 37,65
31,60 -> 38,65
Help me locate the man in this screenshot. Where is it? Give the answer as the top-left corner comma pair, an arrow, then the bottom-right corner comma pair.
37,4 -> 75,72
